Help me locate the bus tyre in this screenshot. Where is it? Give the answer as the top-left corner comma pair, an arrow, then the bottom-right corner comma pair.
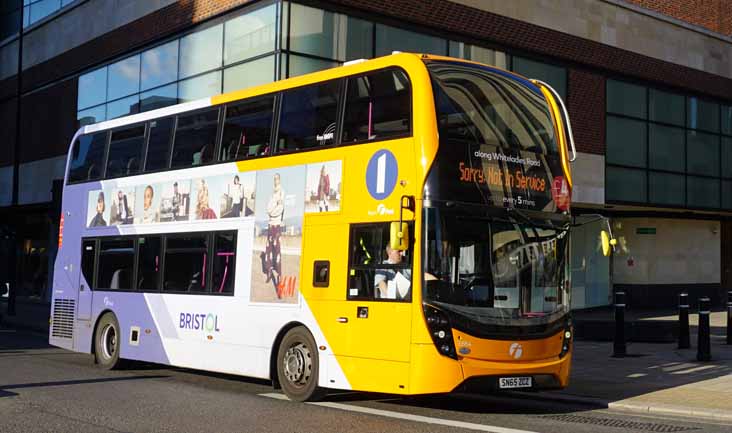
276,326 -> 324,402
94,313 -> 123,370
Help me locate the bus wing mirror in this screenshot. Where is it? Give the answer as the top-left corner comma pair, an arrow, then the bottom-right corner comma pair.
600,230 -> 617,257
390,222 -> 409,251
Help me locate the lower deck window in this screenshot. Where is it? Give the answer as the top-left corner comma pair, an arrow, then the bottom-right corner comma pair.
98,238 -> 135,290
82,230 -> 237,295
164,235 -> 209,292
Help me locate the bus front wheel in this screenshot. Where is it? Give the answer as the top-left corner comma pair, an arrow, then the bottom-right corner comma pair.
276,326 -> 325,402
94,312 -> 123,370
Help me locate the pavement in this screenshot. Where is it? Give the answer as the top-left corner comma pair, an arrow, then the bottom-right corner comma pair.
573,306 -> 730,342
517,336 -> 732,422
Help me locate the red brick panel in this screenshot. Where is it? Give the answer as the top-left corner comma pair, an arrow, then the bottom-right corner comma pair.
19,78 -> 77,163
567,69 -> 605,155
625,0 -> 731,36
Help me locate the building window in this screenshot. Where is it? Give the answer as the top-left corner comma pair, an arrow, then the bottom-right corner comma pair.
1,1 -> 22,40
512,57 -> 567,101
224,3 -> 277,65
107,55 -> 141,101
605,79 -> 732,210
375,24 -> 447,57
141,40 -> 179,91
178,71 -> 222,103
179,24 -> 224,79
288,3 -> 372,61
448,42 -> 509,70
223,55 -> 276,93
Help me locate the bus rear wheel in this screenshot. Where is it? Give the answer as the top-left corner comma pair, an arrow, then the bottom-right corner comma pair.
276,326 -> 324,402
94,312 -> 123,370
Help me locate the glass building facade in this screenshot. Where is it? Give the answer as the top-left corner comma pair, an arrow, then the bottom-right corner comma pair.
606,79 -> 732,210
76,0 -> 567,127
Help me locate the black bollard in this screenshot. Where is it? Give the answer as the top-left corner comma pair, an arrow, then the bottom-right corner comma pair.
613,291 -> 626,357
697,297 -> 711,362
678,293 -> 690,349
727,291 -> 732,345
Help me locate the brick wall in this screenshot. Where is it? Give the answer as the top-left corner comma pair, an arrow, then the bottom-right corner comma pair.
567,69 -> 605,155
624,0 -> 732,36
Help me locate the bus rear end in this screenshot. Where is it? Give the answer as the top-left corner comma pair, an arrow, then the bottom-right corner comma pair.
411,58 -> 573,394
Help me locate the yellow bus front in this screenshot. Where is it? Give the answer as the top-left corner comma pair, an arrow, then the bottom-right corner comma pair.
403,56 -> 574,395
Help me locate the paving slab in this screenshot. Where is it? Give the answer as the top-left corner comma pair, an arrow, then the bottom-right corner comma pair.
519,337 -> 732,421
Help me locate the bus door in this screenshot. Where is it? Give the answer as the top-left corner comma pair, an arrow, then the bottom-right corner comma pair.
77,239 -> 96,320
343,223 -> 413,362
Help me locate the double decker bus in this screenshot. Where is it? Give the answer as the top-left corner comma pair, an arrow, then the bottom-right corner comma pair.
50,53 -> 575,401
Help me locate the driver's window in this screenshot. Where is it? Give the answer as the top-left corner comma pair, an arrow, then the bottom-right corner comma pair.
347,223 -> 412,302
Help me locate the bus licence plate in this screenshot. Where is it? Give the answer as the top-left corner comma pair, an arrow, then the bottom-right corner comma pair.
499,377 -> 532,389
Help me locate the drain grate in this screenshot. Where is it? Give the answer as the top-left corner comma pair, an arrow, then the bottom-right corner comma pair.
537,414 -> 698,432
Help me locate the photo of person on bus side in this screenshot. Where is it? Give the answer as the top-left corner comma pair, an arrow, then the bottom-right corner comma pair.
264,173 -> 284,292
195,179 -> 217,220
89,191 -> 107,227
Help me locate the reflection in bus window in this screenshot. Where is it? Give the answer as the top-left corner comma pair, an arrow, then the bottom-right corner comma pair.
97,238 -> 134,290
220,97 -> 274,160
429,62 -> 557,155
68,132 -> 108,183
164,234 -> 209,292
342,69 -> 411,143
107,126 -> 145,178
277,80 -> 340,152
171,109 -> 219,169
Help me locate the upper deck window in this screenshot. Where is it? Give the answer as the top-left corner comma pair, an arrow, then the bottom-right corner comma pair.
428,62 -> 558,155
68,132 -> 108,183
171,108 -> 219,169
276,80 -> 340,153
341,69 -> 411,143
106,125 -> 145,178
145,117 -> 175,172
220,96 -> 274,160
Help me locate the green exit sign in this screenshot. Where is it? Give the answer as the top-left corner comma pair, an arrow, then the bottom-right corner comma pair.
636,227 -> 656,235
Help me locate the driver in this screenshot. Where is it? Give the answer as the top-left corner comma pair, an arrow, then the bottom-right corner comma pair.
374,245 -> 412,300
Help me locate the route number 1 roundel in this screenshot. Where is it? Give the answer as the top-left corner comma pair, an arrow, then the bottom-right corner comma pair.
365,149 -> 398,200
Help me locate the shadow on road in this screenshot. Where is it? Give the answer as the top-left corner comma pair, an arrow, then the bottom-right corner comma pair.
0,375 -> 170,398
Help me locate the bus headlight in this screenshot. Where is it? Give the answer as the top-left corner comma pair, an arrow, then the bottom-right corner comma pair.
423,304 -> 457,359
559,320 -> 572,358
